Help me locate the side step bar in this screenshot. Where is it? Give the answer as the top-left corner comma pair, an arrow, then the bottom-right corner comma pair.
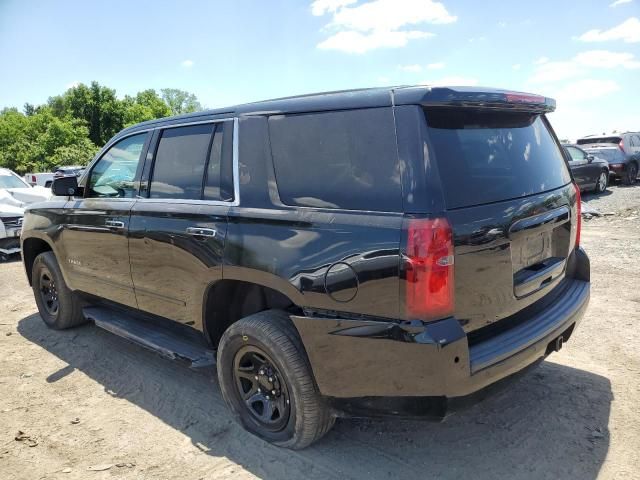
83,306 -> 216,368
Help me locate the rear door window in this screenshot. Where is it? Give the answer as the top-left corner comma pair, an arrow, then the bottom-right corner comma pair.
425,109 -> 571,209
150,124 -> 213,200
566,146 -> 585,162
268,108 -> 401,212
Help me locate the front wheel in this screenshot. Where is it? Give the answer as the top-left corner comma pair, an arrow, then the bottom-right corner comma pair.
32,252 -> 86,329
217,310 -> 335,449
594,171 -> 608,193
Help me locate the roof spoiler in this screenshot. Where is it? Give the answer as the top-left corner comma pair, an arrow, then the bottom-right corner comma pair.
393,86 -> 556,113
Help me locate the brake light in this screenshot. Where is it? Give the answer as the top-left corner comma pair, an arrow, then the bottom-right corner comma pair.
619,139 -> 625,152
573,183 -> 581,248
404,217 -> 454,320
505,93 -> 545,104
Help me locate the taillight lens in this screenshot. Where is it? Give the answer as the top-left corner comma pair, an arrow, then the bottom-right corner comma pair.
573,183 -> 581,248
619,139 -> 625,152
405,217 -> 454,320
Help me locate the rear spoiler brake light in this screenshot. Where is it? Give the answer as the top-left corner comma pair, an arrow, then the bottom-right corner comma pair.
397,87 -> 556,113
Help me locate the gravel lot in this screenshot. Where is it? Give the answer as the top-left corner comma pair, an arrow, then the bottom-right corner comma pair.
1,183 -> 639,480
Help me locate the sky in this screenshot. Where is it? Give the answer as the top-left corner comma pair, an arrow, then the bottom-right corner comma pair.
0,0 -> 639,140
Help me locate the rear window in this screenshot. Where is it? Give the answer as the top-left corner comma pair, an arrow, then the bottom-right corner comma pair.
425,109 -> 571,209
583,148 -> 625,163
577,136 -> 621,146
269,108 -> 401,212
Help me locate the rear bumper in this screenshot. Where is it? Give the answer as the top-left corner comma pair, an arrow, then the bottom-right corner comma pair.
292,251 -> 590,418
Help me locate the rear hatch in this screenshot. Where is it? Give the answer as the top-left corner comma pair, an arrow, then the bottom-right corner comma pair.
425,107 -> 577,333
582,146 -> 626,164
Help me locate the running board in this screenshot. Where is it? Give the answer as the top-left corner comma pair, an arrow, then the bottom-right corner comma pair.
83,306 -> 216,368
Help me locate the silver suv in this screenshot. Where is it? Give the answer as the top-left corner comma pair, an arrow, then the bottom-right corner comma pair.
577,132 -> 640,184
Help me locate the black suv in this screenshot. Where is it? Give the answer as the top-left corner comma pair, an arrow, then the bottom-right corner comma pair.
21,86 -> 590,449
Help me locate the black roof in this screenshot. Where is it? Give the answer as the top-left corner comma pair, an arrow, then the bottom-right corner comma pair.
118,85 -> 556,139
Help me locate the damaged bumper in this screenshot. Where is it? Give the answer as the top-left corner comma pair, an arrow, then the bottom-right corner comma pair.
292,274 -> 589,419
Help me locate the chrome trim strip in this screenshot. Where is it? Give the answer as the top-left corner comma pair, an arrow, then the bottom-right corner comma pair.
82,117 -> 240,207
133,118 -> 240,206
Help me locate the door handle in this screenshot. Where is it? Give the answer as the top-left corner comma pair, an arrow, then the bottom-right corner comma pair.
186,227 -> 217,238
105,220 -> 125,229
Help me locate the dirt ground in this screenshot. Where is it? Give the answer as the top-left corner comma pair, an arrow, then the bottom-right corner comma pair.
1,184 -> 639,480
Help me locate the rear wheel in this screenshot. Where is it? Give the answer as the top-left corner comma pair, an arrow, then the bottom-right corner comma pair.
623,162 -> 638,185
594,171 -> 608,193
32,252 -> 86,329
217,309 -> 335,449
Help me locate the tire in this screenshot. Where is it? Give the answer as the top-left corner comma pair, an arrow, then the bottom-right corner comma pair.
623,162 -> 638,185
594,171 -> 608,193
217,309 -> 335,449
32,252 -> 86,329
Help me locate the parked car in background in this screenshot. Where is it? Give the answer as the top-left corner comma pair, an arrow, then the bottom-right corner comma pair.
577,133 -> 640,184
0,168 -> 52,257
0,203 -> 23,257
0,168 -> 52,206
562,144 -> 609,193
24,172 -> 55,188
21,86 -> 589,449
53,165 -> 85,179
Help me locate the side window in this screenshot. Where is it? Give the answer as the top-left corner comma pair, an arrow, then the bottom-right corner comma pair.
632,135 -> 640,148
203,121 -> 234,201
566,147 -> 585,162
150,124 -> 213,200
268,108 -> 401,211
88,133 -> 147,198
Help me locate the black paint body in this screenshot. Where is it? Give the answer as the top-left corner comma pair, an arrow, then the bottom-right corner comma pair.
21,86 -> 590,418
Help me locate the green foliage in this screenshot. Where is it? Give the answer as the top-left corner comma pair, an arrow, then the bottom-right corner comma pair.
0,82 -> 203,174
0,107 -> 98,173
161,88 -> 203,115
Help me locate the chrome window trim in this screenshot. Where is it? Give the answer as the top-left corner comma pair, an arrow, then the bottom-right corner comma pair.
80,117 -> 239,206
135,117 -> 240,207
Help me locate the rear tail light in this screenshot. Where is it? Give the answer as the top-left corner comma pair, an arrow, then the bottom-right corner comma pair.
573,183 -> 581,248
619,139 -> 624,152
404,217 -> 454,321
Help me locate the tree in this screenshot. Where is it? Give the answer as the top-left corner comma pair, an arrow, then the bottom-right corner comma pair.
0,82 -> 203,174
122,89 -> 172,126
0,107 -> 97,174
47,81 -> 126,145
161,88 -> 203,115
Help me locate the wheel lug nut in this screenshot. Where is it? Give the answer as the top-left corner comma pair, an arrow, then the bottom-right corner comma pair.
271,390 -> 276,395
268,377 -> 273,382
254,375 -> 259,380
266,395 -> 270,399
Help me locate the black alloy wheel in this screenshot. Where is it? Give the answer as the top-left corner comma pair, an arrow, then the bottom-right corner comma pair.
38,268 -> 59,316
233,345 -> 291,432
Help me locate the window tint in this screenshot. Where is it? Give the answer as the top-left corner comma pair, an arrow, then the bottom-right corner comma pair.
269,108 -> 401,211
88,133 -> 147,198
583,148 -> 625,163
425,109 -> 571,209
150,124 -> 213,199
203,121 -> 234,201
577,136 -> 621,146
566,146 -> 585,162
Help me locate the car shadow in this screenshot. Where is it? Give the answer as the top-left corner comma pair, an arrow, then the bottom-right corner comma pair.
18,314 -> 612,480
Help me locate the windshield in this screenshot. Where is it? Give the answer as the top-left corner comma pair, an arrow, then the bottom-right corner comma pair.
0,171 -> 30,189
425,109 -> 571,209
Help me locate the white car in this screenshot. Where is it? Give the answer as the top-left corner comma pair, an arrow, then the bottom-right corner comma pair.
0,168 -> 52,256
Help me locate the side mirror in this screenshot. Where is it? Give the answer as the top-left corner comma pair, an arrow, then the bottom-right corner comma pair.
587,155 -> 594,163
51,176 -> 79,196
